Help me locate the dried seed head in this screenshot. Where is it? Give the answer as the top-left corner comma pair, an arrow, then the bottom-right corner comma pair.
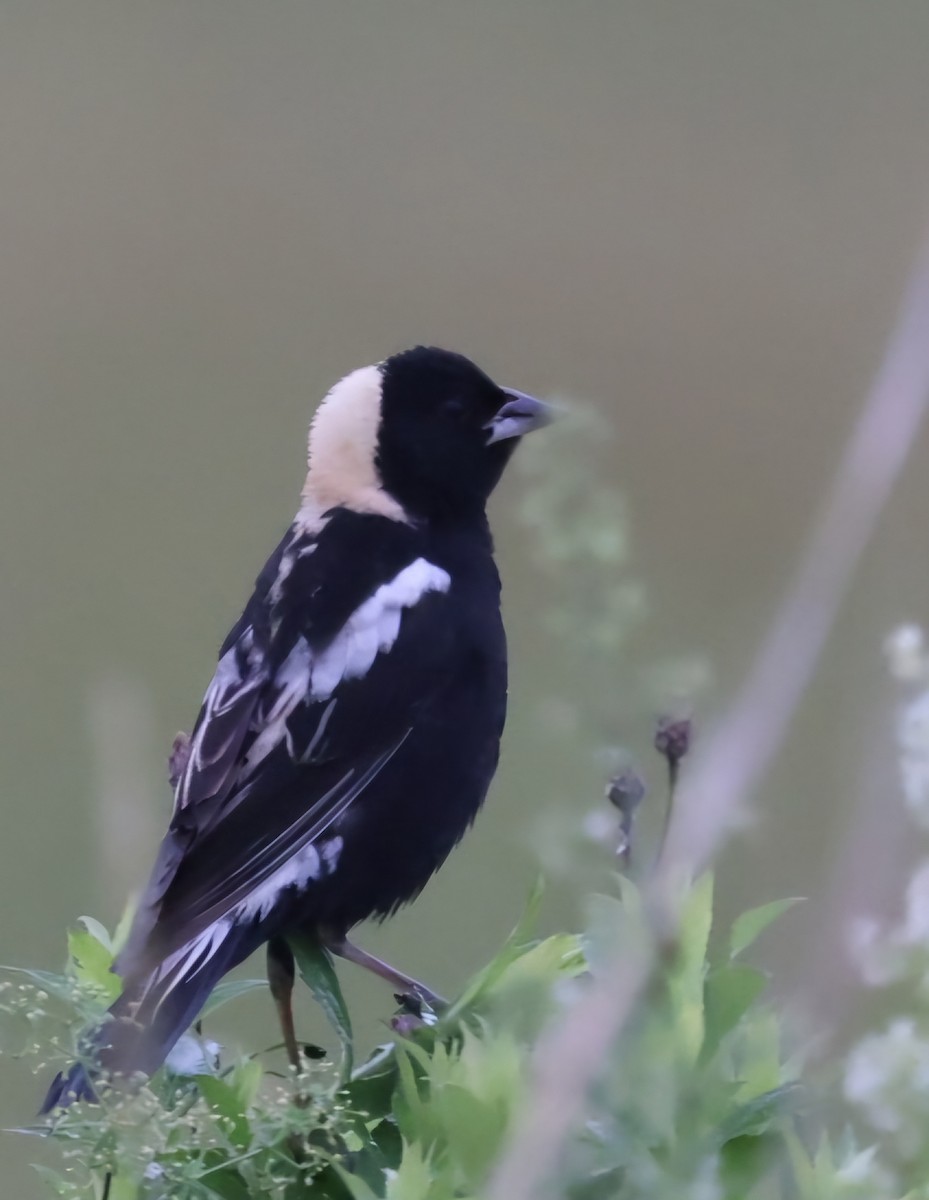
654,715 -> 693,768
606,768 -> 646,817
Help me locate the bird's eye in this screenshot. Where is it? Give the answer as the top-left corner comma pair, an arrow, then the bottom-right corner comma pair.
443,396 -> 467,419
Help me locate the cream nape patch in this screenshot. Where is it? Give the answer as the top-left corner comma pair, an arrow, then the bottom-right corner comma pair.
300,363 -> 408,523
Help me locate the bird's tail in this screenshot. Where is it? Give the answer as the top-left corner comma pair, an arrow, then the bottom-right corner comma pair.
40,920 -> 259,1113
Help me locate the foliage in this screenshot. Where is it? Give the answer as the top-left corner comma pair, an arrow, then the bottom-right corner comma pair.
0,858 -> 900,1200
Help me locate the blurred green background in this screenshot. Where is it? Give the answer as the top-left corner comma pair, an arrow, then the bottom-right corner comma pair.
3,2 -> 929,1192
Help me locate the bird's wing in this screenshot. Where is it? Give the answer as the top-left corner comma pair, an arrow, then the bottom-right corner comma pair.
169,527 -> 293,815
171,625 -> 270,812
119,511 -> 465,977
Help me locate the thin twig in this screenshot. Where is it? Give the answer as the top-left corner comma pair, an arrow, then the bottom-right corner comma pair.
661,239 -> 929,886
486,236 -> 929,1200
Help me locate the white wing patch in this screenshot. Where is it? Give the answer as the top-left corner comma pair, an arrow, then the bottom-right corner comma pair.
320,835 -> 344,873
153,918 -> 233,990
151,833 -> 347,989
232,837 -> 345,924
241,557 -> 449,776
233,841 -> 323,922
310,557 -> 451,699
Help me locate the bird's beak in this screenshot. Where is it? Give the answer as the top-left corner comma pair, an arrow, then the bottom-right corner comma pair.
484,388 -> 555,444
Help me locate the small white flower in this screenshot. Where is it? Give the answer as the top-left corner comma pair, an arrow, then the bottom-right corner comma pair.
900,759 -> 929,828
902,863 -> 929,944
893,688 -> 929,827
885,624 -> 927,682
844,1019 -> 929,1158
846,916 -> 908,987
847,868 -> 929,991
900,691 -> 929,756
165,1033 -> 222,1077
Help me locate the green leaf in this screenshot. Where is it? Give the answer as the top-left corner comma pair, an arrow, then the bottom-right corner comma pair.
730,898 -> 803,959
289,933 -> 354,1080
438,1084 -> 506,1182
678,871 -> 714,971
330,1163 -> 383,1200
720,1132 -> 783,1192
738,1009 -> 786,1096
494,932 -> 586,988
701,963 -> 767,1063
386,1142 -> 435,1200
444,875 -> 545,1020
718,1082 -> 803,1142
392,1042 -> 432,1142
111,900 -> 138,956
294,1163 -> 356,1200
482,933 -> 587,1038
77,916 -> 113,954
201,978 -> 268,1018
369,1117 -> 403,1168
506,873 -> 546,948
196,1075 -> 252,1151
666,872 -> 714,1066
231,1057 -> 263,1108
102,1174 -> 139,1200
347,1045 -> 399,1120
202,1169 -> 252,1200
67,925 -> 120,1001
584,878 -> 648,977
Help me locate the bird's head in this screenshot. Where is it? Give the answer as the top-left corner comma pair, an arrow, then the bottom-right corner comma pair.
302,346 -> 552,523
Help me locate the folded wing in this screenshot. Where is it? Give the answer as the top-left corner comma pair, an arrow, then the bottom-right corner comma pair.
118,512 -> 454,982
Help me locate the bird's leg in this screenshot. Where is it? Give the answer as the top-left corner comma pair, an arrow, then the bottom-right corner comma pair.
267,937 -> 302,1072
321,929 -> 446,1009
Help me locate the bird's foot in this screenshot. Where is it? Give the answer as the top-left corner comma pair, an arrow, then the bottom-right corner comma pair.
321,931 -> 446,1012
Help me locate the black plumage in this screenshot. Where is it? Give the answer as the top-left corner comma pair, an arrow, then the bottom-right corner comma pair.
41,346 -> 551,1110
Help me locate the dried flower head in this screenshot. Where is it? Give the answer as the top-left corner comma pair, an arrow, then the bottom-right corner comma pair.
654,716 -> 693,769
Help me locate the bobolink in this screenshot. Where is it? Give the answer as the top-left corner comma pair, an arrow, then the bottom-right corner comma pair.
42,345 -> 551,1110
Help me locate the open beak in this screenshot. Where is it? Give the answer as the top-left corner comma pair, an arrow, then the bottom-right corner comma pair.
484,388 -> 555,444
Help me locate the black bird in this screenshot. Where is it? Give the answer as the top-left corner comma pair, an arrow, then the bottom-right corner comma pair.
42,345 -> 552,1110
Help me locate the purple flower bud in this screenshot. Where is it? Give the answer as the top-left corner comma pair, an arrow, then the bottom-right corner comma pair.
654,716 -> 693,767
